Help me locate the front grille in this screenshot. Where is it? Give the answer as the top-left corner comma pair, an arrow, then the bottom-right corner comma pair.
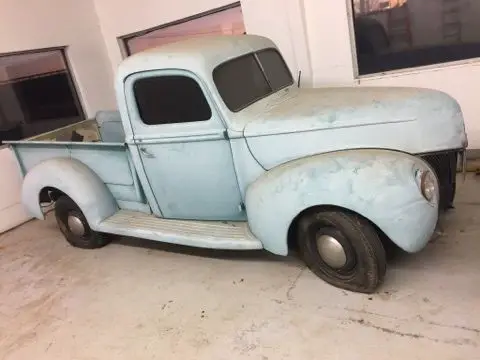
419,151 -> 458,210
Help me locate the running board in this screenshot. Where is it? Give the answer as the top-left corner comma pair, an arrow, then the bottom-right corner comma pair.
97,210 -> 263,250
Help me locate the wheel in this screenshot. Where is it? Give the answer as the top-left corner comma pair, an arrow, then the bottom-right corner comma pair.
55,196 -> 110,249
297,209 -> 386,293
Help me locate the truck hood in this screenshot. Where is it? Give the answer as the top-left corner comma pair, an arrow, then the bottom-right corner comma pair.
235,86 -> 467,169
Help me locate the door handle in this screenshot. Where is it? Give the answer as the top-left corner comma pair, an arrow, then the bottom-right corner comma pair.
140,147 -> 155,158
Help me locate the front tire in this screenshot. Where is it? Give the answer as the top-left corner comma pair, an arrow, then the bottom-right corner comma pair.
297,209 -> 386,293
55,196 -> 110,249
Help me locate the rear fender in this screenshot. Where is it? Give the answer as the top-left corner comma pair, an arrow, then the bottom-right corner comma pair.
245,149 -> 438,255
22,157 -> 118,229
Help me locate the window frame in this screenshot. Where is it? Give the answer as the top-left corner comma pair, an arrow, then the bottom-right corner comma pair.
213,47 -> 294,113
132,74 -> 213,126
118,2 -> 243,58
0,46 -> 85,119
125,69 -> 226,139
0,46 -> 85,148
346,0 -> 480,79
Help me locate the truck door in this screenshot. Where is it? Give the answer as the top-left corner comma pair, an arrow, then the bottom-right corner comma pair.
125,70 -> 245,221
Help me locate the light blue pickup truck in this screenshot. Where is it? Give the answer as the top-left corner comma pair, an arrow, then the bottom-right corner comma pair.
7,35 -> 468,293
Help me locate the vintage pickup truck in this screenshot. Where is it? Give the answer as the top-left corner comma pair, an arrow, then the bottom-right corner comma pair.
7,35 -> 467,293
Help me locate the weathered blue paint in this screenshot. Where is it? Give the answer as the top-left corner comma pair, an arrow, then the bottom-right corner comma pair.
21,158 -> 118,228
97,210 -> 262,250
6,35 -> 468,256
228,136 -> 266,199
13,141 -> 149,218
95,110 -> 124,142
124,68 -> 245,221
246,149 -> 439,255
239,87 -> 467,169
116,200 -> 151,213
69,146 -> 133,186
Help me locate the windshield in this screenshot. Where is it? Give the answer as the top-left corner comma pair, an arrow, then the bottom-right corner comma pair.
213,48 -> 293,112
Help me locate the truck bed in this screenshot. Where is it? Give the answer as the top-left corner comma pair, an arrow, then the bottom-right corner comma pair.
7,112 -> 146,210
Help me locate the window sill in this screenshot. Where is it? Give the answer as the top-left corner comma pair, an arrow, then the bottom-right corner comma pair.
356,56 -> 480,82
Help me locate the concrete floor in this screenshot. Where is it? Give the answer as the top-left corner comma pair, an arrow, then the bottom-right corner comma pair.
1,176 -> 480,360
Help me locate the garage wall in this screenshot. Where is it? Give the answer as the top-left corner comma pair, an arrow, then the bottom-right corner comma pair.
0,0 -> 116,233
93,0 -> 313,86
0,0 -> 116,116
304,0 -> 356,86
303,0 -> 480,148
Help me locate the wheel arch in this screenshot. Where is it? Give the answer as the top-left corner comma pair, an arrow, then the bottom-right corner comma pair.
245,149 -> 438,256
22,157 -> 118,228
287,204 -> 393,252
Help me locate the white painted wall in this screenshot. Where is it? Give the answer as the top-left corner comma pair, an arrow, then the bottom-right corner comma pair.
304,0 -> 356,86
0,0 -> 115,233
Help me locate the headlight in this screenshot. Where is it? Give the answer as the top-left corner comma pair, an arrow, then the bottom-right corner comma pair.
420,170 -> 436,202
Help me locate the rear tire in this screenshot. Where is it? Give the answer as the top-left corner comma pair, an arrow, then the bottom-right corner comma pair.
297,209 -> 386,293
55,196 -> 110,249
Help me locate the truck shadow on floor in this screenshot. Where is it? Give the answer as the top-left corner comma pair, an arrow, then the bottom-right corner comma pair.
111,233 -> 300,264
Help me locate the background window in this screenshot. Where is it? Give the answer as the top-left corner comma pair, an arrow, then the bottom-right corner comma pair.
351,0 -> 480,75
134,75 -> 212,125
122,3 -> 245,56
0,48 -> 84,145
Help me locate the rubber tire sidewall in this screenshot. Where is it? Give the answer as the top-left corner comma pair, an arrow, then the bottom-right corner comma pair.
298,210 -> 386,294
55,196 -> 110,249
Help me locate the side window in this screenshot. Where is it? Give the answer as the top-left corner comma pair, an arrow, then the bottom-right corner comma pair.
133,75 -> 212,125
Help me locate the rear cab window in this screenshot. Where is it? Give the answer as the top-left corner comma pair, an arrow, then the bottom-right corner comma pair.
133,75 -> 212,125
213,48 -> 293,112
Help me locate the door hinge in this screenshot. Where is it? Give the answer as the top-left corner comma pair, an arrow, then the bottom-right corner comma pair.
223,129 -> 229,140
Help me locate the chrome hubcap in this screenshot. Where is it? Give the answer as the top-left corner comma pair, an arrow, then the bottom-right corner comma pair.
316,234 -> 347,269
67,215 -> 86,237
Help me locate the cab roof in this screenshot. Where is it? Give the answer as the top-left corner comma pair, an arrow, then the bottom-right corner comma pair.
116,34 -> 277,81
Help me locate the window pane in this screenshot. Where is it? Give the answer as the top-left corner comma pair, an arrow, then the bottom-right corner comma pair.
351,0 -> 480,75
0,49 -> 83,145
213,54 -> 270,112
125,5 -> 245,55
257,49 -> 293,91
134,75 -> 212,125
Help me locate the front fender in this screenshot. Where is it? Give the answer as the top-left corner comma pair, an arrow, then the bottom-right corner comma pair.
245,149 -> 438,255
22,157 -> 118,229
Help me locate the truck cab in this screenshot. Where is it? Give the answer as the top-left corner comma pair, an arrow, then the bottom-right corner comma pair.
114,36 -> 298,221
8,35 -> 468,294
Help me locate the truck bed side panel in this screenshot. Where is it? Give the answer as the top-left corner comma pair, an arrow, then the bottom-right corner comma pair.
12,142 -> 144,204
13,143 -> 70,176
70,145 -> 133,186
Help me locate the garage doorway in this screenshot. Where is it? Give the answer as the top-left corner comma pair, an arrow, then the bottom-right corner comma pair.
0,48 -> 84,145
120,2 -> 245,56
